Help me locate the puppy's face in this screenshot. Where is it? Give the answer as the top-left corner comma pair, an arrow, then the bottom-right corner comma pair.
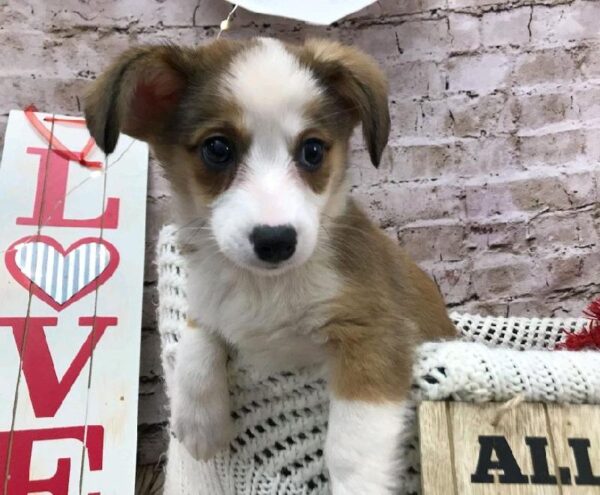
85,38 -> 389,275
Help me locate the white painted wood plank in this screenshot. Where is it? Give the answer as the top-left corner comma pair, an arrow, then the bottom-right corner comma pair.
0,111 -> 54,486
7,112 -> 109,494
0,110 -> 148,495
80,136 -> 149,495
0,111 -> 50,432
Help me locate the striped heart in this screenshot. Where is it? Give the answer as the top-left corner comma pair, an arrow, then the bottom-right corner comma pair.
5,236 -> 119,311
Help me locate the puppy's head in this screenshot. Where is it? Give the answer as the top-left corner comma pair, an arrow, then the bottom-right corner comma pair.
85,38 -> 389,275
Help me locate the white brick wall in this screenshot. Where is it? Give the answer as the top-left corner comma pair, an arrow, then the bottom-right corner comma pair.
1,0 -> 599,464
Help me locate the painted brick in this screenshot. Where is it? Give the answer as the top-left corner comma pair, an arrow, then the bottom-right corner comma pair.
388,99 -> 428,138
579,44 -> 600,78
390,99 -> 456,139
471,252 -> 540,299
348,140 -> 503,185
503,296 -> 586,319
142,285 -> 159,330
447,93 -> 517,137
346,148 -> 385,188
351,18 -> 453,63
387,143 -> 454,181
448,13 -> 481,52
432,260 -> 472,305
6,0 -> 194,29
481,7 -> 531,47
513,48 -> 580,88
0,76 -> 88,116
350,25 -> 402,63
140,330 -> 165,380
515,93 -> 577,130
447,0 -> 502,8
518,129 -> 586,166
137,423 -> 169,465
531,2 -> 600,46
398,220 -> 465,262
447,53 -> 512,94
138,331 -> 168,426
389,136 -> 518,180
527,210 -> 598,251
138,379 -> 168,428
465,168 -> 598,219
465,137 -> 519,176
466,219 -> 529,253
358,180 -> 465,226
539,250 -> 600,291
573,87 -> 600,122
145,163 -> 173,283
394,18 -> 451,62
351,0 -> 448,18
584,129 -> 600,162
387,60 -> 445,99
0,29 -> 132,79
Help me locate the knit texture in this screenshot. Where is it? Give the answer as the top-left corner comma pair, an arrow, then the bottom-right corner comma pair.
157,225 -> 600,495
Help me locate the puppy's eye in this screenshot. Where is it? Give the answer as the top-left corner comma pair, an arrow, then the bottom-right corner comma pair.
298,138 -> 325,171
200,136 -> 235,170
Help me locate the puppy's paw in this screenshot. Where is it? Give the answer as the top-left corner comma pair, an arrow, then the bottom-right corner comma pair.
171,400 -> 234,461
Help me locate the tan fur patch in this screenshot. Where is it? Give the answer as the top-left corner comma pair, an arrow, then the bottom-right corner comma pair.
324,201 -> 457,402
85,40 -> 252,202
187,318 -> 200,328
294,96 -> 355,194
293,39 -> 391,167
156,100 -> 250,202
291,131 -> 343,195
85,41 -> 246,152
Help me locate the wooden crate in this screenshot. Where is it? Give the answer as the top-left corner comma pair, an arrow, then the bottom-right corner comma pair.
419,401 -> 600,495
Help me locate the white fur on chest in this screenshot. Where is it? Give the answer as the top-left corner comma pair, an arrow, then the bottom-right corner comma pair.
183,237 -> 340,371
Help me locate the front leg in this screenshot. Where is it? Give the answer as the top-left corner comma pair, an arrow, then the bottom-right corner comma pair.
326,398 -> 411,494
171,322 -> 233,460
325,330 -> 413,494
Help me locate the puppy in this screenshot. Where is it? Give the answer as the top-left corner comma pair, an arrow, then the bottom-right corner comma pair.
85,37 -> 456,494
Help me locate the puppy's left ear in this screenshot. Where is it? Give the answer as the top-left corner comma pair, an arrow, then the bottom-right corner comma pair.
300,39 -> 390,167
84,45 -> 192,154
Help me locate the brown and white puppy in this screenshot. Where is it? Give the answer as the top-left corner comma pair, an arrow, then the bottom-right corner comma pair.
85,37 -> 456,494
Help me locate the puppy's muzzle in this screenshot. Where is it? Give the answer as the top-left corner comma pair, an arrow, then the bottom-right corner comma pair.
250,225 -> 297,263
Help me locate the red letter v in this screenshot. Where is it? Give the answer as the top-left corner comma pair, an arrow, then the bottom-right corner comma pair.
0,316 -> 117,418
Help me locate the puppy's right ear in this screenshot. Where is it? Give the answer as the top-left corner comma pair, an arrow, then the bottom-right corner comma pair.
85,45 -> 191,154
300,39 -> 390,168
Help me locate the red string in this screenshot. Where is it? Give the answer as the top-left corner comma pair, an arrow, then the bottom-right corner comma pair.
43,116 -> 87,125
557,296 -> 600,351
24,105 -> 102,169
583,298 -> 600,323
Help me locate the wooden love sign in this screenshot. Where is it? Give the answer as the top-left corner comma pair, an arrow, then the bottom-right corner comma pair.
0,110 -> 148,494
419,401 -> 600,495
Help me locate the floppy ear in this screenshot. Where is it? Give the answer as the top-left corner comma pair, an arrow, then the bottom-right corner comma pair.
301,39 -> 390,167
84,45 -> 191,154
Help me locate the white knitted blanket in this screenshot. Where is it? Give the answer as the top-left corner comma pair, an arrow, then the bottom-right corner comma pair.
156,225 -> 600,495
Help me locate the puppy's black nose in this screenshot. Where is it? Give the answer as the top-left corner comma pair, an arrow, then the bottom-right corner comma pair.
250,225 -> 297,263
